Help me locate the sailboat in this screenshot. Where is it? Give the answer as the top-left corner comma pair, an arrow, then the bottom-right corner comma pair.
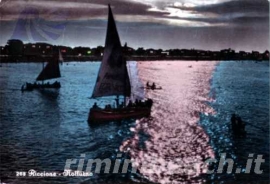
21,51 -> 62,91
88,5 -> 153,123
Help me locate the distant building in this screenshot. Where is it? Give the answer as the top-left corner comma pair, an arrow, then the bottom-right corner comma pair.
199,50 -> 208,56
239,51 -> 247,57
135,47 -> 145,56
146,49 -> 156,56
263,50 -> 269,60
212,51 -> 220,57
23,43 -> 37,56
0,46 -> 8,56
169,49 -> 181,56
220,48 -> 235,59
161,50 -> 169,56
57,46 -> 73,56
238,51 -> 247,59
24,42 -> 53,56
91,46 -> 104,56
252,51 -> 259,56
123,43 -> 135,56
251,51 -> 260,60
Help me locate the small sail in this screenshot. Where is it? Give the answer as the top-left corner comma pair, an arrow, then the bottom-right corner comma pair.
92,5 -> 131,98
36,58 -> 61,81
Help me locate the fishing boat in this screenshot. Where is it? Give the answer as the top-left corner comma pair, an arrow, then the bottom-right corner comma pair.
88,5 -> 153,123
144,82 -> 162,90
21,51 -> 62,91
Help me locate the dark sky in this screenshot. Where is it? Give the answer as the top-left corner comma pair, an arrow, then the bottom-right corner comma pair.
0,0 -> 269,51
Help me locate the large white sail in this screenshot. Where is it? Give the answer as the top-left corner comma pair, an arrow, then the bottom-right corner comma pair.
92,5 -> 131,98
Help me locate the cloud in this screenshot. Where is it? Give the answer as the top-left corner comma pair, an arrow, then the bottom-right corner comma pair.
1,0 -> 268,28
0,0 -> 169,21
193,0 -> 269,15
167,0 -> 269,27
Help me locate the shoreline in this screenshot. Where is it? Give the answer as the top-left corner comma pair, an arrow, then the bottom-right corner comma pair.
0,53 -> 269,63
0,57 -> 268,63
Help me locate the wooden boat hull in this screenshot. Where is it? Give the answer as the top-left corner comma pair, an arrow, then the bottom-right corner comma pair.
146,87 -> 162,90
141,86 -> 162,90
21,82 -> 61,91
88,107 -> 151,123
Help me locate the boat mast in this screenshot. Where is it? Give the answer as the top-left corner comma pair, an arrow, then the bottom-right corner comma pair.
42,61 -> 44,84
124,63 -> 127,106
123,44 -> 128,106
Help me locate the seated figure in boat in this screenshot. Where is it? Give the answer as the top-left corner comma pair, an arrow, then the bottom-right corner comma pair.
92,102 -> 99,109
53,81 -> 61,88
98,99 -> 153,111
105,104 -> 112,109
127,100 -> 133,107
151,82 -> 156,90
146,82 -> 150,87
26,82 -> 33,90
135,99 -> 139,106
120,102 -> 125,108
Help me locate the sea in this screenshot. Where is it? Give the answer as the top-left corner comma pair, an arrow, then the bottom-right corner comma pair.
0,60 -> 269,184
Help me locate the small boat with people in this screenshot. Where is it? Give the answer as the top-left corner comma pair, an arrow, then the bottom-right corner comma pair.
22,81 -> 60,91
89,99 -> 153,122
145,82 -> 162,90
21,51 -> 63,92
88,5 -> 153,124
230,113 -> 246,137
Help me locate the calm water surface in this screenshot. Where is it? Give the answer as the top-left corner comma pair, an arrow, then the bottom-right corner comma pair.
0,61 -> 269,184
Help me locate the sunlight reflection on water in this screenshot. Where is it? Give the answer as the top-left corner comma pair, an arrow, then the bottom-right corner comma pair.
121,61 -> 218,183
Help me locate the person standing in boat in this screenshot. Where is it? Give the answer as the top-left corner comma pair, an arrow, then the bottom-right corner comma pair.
115,97 -> 120,108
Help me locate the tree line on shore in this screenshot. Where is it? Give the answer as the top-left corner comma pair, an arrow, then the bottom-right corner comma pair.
0,39 -> 269,62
